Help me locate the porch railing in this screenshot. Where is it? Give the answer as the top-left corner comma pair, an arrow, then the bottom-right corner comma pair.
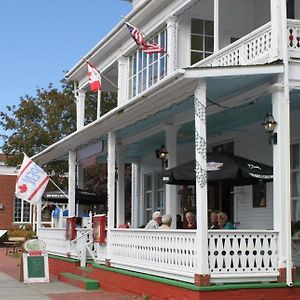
39,228 -> 279,283
287,19 -> 300,59
196,22 -> 273,68
208,230 -> 278,282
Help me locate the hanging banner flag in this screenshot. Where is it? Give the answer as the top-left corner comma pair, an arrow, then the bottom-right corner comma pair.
15,154 -> 49,205
87,63 -> 101,92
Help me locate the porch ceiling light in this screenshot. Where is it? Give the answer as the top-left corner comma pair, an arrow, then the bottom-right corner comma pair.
262,113 -> 277,145
156,145 -> 168,168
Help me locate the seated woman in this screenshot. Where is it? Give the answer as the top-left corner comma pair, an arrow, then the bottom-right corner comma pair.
183,211 -> 197,229
218,212 -> 235,229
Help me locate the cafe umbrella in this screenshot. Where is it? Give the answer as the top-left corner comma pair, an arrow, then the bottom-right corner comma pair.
162,152 -> 273,186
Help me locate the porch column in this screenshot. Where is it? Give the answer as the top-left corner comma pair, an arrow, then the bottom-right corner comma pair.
68,150 -> 76,217
131,162 -> 140,228
214,0 -> 219,52
116,144 -> 125,226
270,0 -> 281,60
167,16 -> 178,74
165,125 -> 178,229
194,79 -> 210,286
118,56 -> 127,106
106,131 -> 116,266
76,89 -> 86,130
272,75 -> 292,285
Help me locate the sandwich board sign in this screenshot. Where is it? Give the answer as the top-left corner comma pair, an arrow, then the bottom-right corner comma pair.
22,239 -> 49,283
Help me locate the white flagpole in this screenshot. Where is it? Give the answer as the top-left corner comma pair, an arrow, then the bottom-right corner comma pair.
97,89 -> 101,119
49,178 -> 69,199
36,202 -> 42,236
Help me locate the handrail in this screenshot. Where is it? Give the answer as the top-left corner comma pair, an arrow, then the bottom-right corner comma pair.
71,229 -> 93,243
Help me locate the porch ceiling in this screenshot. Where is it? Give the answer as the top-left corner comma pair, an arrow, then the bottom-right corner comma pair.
32,65 -> 284,165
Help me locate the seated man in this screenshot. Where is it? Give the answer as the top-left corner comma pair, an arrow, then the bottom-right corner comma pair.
218,212 -> 235,229
209,209 -> 219,229
160,214 -> 172,229
145,211 -> 162,229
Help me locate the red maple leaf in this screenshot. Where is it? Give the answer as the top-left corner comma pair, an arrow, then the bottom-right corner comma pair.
18,184 -> 28,193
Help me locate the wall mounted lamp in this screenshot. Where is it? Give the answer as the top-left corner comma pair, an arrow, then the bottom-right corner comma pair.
262,113 -> 277,145
155,145 -> 168,169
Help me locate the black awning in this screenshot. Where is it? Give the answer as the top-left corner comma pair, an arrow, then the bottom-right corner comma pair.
42,188 -> 106,205
163,152 -> 273,186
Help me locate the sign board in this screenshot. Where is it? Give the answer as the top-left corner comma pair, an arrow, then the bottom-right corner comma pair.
23,251 -> 49,283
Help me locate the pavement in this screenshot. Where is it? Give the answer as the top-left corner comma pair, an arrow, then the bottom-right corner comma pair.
0,247 -> 143,300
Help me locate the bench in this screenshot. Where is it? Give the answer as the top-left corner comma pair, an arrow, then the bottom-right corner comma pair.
3,237 -> 26,255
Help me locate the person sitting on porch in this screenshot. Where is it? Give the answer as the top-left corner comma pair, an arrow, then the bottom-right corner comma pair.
160,214 -> 172,229
218,212 -> 235,229
209,209 -> 219,229
183,211 -> 197,229
145,211 -> 162,229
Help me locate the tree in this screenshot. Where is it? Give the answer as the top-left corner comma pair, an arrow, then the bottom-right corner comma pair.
0,79 -> 117,176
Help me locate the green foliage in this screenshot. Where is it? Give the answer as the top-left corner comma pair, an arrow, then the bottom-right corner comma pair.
0,78 -> 117,177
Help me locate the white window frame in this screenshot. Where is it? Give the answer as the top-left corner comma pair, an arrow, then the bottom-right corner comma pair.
14,197 -> 32,224
128,27 -> 168,99
143,171 -> 165,224
190,18 -> 214,65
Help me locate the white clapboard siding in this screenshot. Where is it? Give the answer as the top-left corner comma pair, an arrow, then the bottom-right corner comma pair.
234,183 -> 273,230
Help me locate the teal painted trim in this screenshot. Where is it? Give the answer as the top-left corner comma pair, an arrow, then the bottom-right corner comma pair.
92,262 -> 300,292
60,272 -> 99,290
48,254 -> 79,263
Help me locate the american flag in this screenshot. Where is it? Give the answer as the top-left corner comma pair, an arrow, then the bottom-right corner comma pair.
125,21 -> 145,47
142,43 -> 165,54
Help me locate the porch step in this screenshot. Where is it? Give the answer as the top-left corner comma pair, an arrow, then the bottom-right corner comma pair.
58,272 -> 99,290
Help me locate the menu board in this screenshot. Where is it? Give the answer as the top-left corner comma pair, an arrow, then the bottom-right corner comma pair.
23,252 -> 49,283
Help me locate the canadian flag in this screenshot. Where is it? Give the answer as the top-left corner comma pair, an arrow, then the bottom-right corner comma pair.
15,154 -> 49,205
87,63 -> 101,92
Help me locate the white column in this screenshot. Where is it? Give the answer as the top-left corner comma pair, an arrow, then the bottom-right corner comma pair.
214,0 -> 219,52
76,89 -> 86,130
117,56 -> 127,107
167,16 -> 178,74
270,0 -> 281,60
106,131 -> 116,260
36,202 -> 42,236
194,80 -> 209,281
116,144 -> 125,226
272,76 -> 292,281
131,162 -> 140,228
165,125 -> 178,229
68,150 -> 76,217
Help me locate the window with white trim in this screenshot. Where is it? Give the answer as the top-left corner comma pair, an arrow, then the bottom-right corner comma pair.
14,197 -> 32,223
191,18 -> 214,65
143,171 -> 165,224
128,27 -> 168,99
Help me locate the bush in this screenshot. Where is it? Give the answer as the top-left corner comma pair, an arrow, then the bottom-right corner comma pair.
7,229 -> 35,240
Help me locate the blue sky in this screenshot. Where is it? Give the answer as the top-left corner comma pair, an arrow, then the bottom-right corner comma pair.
0,0 -> 131,147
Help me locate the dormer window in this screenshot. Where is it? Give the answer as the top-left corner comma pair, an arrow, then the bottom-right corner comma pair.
191,18 -> 214,65
128,27 -> 167,99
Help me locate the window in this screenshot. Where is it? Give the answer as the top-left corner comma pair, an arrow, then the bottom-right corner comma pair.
191,19 -> 214,65
287,0 -> 295,19
253,181 -> 267,208
14,197 -> 32,223
291,143 -> 300,221
143,172 -> 165,224
128,27 -> 168,99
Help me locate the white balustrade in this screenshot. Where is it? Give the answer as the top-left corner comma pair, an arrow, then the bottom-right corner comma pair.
208,230 -> 278,281
197,22 -> 272,68
38,227 -> 279,283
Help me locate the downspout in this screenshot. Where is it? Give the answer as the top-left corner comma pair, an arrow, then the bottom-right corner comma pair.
280,0 -> 293,287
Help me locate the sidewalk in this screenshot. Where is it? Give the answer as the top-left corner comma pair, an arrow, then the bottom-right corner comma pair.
0,247 -> 142,300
